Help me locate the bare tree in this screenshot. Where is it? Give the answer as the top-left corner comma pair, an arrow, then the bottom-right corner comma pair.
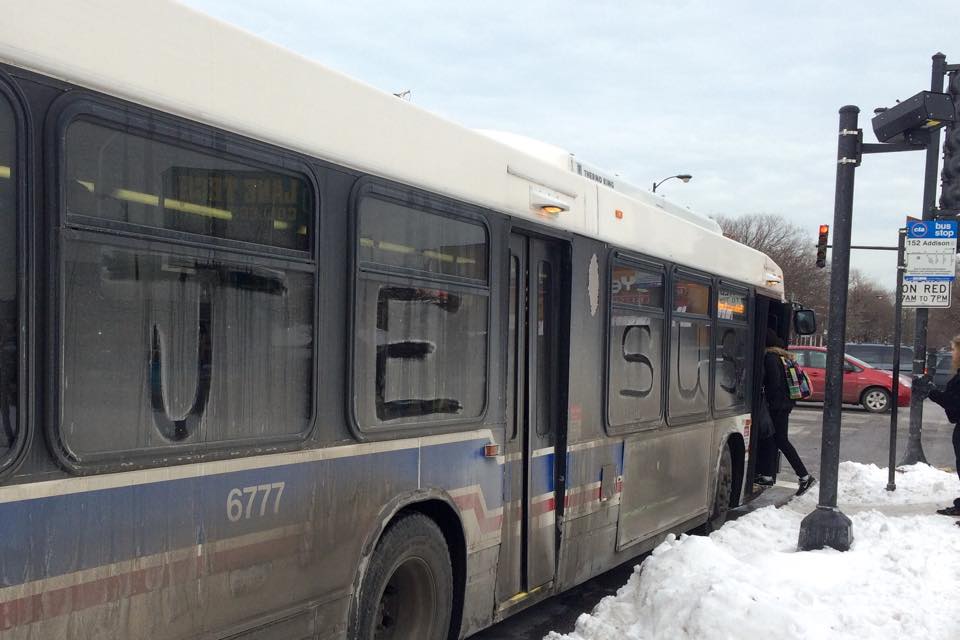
927,306 -> 960,351
715,213 -> 830,320
845,269 -> 895,343
717,213 -> 904,346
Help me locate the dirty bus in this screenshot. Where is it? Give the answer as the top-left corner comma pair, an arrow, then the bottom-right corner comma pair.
0,2 -> 812,639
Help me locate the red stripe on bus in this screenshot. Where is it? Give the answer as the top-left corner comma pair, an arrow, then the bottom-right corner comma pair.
563,487 -> 601,508
0,532 -> 303,631
530,496 -> 555,517
451,492 -> 503,534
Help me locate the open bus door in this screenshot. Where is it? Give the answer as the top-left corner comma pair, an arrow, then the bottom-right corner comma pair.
747,297 -> 816,497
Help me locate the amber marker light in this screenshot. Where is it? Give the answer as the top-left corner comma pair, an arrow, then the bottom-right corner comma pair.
483,443 -> 501,457
529,185 -> 570,215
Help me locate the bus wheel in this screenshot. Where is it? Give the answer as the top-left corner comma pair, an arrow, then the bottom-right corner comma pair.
704,445 -> 733,533
355,512 -> 453,640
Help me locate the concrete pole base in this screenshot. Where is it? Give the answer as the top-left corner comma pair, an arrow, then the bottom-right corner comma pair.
798,506 -> 854,551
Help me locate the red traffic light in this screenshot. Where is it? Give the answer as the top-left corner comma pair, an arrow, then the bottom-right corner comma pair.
816,225 -> 829,268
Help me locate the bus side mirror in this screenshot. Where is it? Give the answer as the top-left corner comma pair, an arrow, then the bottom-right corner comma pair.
793,309 -> 817,335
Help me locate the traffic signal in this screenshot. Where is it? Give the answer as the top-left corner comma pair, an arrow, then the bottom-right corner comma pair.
940,71 -> 960,211
816,224 -> 829,268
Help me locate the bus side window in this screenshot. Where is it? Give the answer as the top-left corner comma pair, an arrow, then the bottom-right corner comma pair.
353,192 -> 489,431
606,261 -> 664,431
0,93 -> 17,458
669,275 -> 711,420
65,119 -> 313,252
58,111 -> 317,464
713,287 -> 750,413
371,285 -> 474,421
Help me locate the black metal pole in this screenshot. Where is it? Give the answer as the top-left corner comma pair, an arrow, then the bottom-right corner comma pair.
887,229 -> 906,491
824,245 -> 900,251
902,52 -> 948,465
798,106 -> 857,551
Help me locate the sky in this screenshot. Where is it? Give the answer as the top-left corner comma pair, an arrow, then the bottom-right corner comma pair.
181,0 -> 958,290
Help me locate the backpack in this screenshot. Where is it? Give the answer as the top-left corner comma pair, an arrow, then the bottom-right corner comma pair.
781,357 -> 812,400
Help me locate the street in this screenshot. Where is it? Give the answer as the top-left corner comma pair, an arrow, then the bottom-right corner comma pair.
789,399 -> 957,479
471,400 -> 958,639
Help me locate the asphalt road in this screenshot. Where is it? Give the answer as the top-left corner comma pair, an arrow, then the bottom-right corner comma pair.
787,399 -> 958,479
470,401 -> 958,639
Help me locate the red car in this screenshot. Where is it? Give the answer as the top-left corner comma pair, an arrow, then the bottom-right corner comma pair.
788,346 -> 911,413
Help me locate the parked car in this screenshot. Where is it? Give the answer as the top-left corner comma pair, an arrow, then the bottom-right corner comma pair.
844,343 -> 914,373
789,345 -> 911,413
932,350 -> 953,388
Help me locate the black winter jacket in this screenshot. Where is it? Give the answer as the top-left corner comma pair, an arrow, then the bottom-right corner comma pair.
763,348 -> 795,412
929,370 -> 960,424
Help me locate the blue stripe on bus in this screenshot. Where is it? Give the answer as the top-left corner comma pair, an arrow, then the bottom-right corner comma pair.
564,441 -> 625,487
420,439 -> 504,506
530,452 -> 555,496
0,437 -> 622,589
0,448 -> 419,588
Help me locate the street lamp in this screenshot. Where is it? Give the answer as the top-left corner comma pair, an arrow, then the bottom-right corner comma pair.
651,174 -> 693,192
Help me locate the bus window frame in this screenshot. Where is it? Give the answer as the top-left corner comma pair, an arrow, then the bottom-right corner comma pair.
603,251 -> 667,435
666,267 -> 715,426
0,69 -> 31,481
46,92 -> 323,474
347,177 -> 493,441
52,95 -> 317,262
711,280 -> 753,418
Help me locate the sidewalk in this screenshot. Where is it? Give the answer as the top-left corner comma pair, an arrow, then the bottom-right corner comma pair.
547,462 -> 960,640
729,483 -> 795,518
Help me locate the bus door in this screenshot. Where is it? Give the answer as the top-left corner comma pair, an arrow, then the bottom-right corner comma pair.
749,295 -> 792,486
496,232 -> 563,606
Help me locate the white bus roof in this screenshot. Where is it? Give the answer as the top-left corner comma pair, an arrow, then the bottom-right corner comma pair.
0,0 -> 784,298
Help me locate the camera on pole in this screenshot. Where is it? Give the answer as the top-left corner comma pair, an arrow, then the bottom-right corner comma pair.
870,90 -> 956,144
816,224 -> 830,268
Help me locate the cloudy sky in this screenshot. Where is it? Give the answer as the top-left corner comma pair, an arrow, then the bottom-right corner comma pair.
183,0 -> 957,289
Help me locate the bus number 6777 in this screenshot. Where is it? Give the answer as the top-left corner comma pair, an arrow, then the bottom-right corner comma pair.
226,482 -> 286,522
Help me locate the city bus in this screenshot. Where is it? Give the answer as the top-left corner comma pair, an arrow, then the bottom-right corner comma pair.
0,2 -> 814,639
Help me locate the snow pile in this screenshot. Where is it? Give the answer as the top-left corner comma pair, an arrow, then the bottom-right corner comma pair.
546,462 -> 960,640
790,462 -> 960,511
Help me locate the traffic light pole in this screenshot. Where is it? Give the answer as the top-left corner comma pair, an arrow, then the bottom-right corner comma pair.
820,235 -> 904,492
799,52 -> 955,551
902,53 -> 948,466
798,106 -> 858,552
887,228 -> 907,492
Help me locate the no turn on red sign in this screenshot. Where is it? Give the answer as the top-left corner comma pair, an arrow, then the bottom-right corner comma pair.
901,280 -> 952,308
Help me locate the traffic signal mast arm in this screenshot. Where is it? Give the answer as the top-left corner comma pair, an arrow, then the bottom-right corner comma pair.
815,224 -> 901,255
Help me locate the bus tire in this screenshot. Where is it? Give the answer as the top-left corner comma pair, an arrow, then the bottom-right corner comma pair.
354,512 -> 453,640
702,445 -> 733,533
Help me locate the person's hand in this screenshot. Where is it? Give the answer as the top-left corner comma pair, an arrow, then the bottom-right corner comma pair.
912,375 -> 934,398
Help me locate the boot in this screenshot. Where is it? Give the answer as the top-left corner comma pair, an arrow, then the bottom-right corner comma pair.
796,475 -> 816,496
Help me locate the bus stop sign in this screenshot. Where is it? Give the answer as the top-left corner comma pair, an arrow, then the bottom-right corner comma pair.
904,220 -> 957,282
